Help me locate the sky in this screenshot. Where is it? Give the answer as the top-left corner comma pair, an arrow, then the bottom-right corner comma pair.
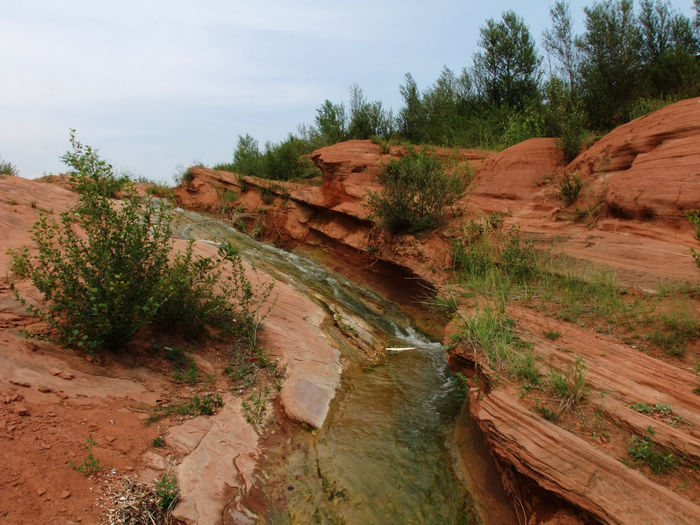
1,0 -> 697,183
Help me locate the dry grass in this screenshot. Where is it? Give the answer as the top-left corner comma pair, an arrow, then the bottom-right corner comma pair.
103,476 -> 177,525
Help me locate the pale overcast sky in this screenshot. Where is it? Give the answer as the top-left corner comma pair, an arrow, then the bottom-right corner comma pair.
1,0 -> 696,182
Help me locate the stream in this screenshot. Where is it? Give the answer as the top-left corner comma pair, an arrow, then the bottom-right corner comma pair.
170,208 -> 479,524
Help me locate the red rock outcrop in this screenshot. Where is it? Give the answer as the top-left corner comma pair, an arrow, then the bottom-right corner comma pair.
174,97 -> 700,524
568,97 -> 700,224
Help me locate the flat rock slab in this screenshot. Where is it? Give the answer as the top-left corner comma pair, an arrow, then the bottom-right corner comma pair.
262,276 -> 341,429
170,395 -> 259,525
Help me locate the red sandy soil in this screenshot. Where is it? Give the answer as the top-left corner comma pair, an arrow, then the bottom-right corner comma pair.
174,98 -> 700,524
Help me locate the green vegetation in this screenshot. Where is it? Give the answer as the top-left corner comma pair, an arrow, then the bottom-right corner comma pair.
686,210 -> 700,269
222,188 -> 238,204
543,330 -> 562,341
242,385 -> 271,425
10,133 -> 274,353
156,240 -> 273,345
145,184 -> 175,200
450,372 -> 470,400
628,401 -> 671,415
146,393 -> 223,424
10,132 -> 173,351
628,429 -> 679,474
548,357 -> 589,411
172,366 -> 199,384
155,473 -> 179,512
534,400 -> 560,421
69,436 -> 101,475
451,217 -> 699,355
557,172 -> 583,206
214,132 -> 321,181
0,156 -> 18,176
647,305 -> 699,356
151,436 -> 166,448
453,307 -> 540,386
365,148 -> 466,233
226,347 -> 285,393
106,475 -> 179,524
213,1 -> 699,178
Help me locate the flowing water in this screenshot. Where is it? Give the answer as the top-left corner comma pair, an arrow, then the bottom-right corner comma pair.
170,208 -> 479,524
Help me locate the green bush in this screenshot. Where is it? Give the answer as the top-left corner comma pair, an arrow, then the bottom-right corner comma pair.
366,148 -> 466,233
156,241 -> 234,340
222,133 -> 321,181
62,131 -> 128,197
627,96 -> 681,121
156,241 -> 273,347
557,172 -> 583,206
548,357 -> 588,411
0,156 -> 19,176
500,104 -> 546,149
11,134 -> 274,352
686,210 -> 700,269
12,135 -> 172,351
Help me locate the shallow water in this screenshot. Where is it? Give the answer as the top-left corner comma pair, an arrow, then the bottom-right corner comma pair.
170,208 -> 478,524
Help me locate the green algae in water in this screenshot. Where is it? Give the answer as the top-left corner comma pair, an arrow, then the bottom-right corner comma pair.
258,345 -> 478,525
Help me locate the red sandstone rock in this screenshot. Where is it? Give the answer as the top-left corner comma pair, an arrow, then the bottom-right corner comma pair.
568,97 -> 700,225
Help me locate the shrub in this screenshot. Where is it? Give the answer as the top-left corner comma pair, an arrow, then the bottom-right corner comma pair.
155,473 -> 179,512
174,165 -> 196,187
556,113 -> 586,163
222,189 -> 238,204
627,96 -> 681,121
12,135 -> 173,352
0,156 -> 19,176
455,307 -> 540,385
366,148 -> 466,233
224,134 -> 321,181
452,217 -> 537,286
499,104 -> 545,149
62,131 -> 128,197
11,133 -> 274,353
156,241 -> 273,344
686,210 -> 700,269
145,184 -> 174,200
557,172 -> 583,206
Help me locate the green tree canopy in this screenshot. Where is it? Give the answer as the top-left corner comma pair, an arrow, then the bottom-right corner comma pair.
577,0 -> 643,128
473,10 -> 542,108
543,1 -> 579,91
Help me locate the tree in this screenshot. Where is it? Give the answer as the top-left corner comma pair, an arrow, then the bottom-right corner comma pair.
232,134 -> 263,177
472,10 -> 542,109
422,66 -> 464,145
347,84 -> 394,139
638,0 -> 699,97
576,0 -> 642,128
543,1 -> 579,91
314,99 -> 347,145
397,73 -> 426,142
